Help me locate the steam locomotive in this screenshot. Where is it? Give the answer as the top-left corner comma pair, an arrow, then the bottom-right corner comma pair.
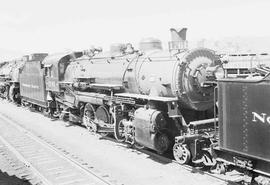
0,57 -> 26,102
1,28 -> 220,155
1,27 -> 269,184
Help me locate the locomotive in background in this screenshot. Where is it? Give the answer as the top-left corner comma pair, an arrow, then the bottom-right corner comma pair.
0,58 -> 22,100
0,54 -> 48,103
221,53 -> 270,78
0,57 -> 26,102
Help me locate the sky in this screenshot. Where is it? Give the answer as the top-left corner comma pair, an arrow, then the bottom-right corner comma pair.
1,0 -> 270,59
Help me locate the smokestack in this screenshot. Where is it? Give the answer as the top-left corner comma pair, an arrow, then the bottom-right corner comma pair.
170,27 -> 187,42
169,27 -> 188,51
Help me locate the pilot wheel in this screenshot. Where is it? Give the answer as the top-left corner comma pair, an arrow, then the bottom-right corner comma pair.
173,143 -> 191,164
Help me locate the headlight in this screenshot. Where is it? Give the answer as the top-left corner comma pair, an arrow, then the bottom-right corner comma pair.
214,66 -> 225,79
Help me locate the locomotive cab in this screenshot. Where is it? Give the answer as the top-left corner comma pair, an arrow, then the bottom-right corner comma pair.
42,52 -> 83,92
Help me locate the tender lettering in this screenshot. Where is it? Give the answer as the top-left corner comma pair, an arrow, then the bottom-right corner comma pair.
252,112 -> 270,124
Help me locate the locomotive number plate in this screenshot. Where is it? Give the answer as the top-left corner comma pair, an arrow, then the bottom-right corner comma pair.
233,156 -> 253,169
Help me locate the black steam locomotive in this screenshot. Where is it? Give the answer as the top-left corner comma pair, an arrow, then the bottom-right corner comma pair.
1,27 -> 269,184
18,28 -> 220,155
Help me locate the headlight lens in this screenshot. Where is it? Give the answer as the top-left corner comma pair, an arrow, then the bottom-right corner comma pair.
214,66 -> 225,79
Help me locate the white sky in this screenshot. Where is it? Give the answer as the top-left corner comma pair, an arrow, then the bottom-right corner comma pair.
1,0 -> 270,55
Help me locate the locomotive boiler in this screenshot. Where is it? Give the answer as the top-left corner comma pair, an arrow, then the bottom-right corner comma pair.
50,28 -> 220,154
73,40 -> 216,111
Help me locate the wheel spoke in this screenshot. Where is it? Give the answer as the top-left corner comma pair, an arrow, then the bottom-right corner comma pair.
173,144 -> 191,164
114,119 -> 127,142
83,103 -> 96,132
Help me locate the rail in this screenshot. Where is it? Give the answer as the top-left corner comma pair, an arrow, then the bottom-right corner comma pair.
0,113 -> 119,185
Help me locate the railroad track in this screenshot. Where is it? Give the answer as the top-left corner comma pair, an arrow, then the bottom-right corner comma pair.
0,113 -> 121,185
0,140 -> 35,185
0,102 -> 245,185
102,137 -> 244,185
137,148 -> 244,184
